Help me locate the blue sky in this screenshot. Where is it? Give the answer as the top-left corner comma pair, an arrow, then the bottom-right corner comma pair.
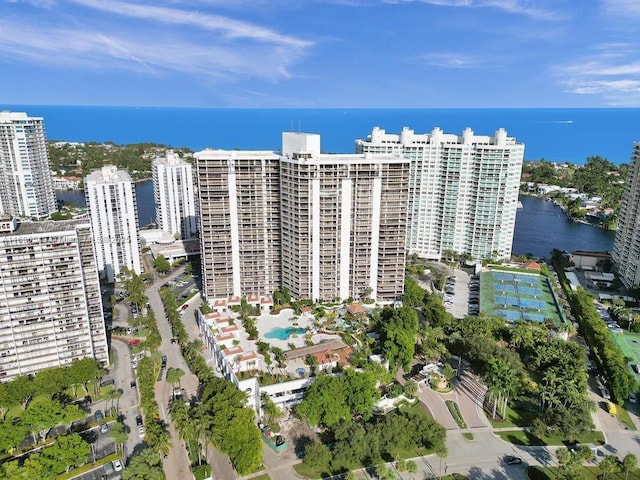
1,0 -> 640,107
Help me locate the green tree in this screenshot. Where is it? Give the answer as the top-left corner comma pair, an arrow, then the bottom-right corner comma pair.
67,358 -> 103,397
403,379 -> 418,398
109,421 -> 129,456
166,367 -> 185,389
23,396 -> 65,443
6,375 -> 35,409
483,357 -> 521,419
123,448 -> 166,480
153,255 -> 171,274
303,441 -> 332,473
33,368 -> 68,398
403,277 -> 427,308
40,433 -> 91,475
622,453 -> 637,480
375,464 -> 397,480
599,455 -> 621,479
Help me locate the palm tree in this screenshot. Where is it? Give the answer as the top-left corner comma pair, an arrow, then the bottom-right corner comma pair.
622,453 -> 637,480
109,421 -> 128,456
599,455 -> 620,479
166,367 -> 185,390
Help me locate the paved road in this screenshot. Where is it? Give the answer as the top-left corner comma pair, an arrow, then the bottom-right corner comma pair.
143,267 -> 195,480
110,338 -> 142,461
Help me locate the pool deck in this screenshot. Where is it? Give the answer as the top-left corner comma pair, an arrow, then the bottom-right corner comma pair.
255,308 -> 330,351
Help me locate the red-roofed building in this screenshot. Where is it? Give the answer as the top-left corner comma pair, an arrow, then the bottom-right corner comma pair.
300,306 -> 312,315
524,262 -> 541,271
346,303 -> 367,316
228,296 -> 241,307
247,293 -> 260,305
213,298 -> 227,312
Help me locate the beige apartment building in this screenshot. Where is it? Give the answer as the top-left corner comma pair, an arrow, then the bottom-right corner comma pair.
195,150 -> 282,299
280,133 -> 410,303
614,143 -> 640,288
195,133 -> 409,305
0,218 -> 108,381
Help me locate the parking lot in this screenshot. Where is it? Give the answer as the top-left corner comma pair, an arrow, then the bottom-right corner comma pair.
444,269 -> 476,318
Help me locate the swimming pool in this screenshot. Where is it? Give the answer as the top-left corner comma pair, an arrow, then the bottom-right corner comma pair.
264,327 -> 305,340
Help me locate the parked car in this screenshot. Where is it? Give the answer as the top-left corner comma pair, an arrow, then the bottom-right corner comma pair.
136,415 -> 143,427
138,425 -> 145,439
100,423 -> 108,434
94,410 -> 104,421
629,393 -> 637,404
632,364 -> 640,374
112,459 -> 123,472
504,456 -> 522,465
130,380 -> 136,389
161,355 -> 167,368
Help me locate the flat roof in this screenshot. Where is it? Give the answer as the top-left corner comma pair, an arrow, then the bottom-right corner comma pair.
0,218 -> 90,237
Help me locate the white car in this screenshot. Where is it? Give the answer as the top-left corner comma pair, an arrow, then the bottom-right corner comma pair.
113,459 -> 123,472
138,425 -> 145,439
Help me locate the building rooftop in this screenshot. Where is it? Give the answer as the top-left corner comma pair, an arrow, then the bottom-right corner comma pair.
152,151 -> 190,166
0,218 -> 90,237
85,165 -> 133,184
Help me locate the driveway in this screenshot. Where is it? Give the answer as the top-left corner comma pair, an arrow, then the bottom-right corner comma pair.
453,372 -> 490,429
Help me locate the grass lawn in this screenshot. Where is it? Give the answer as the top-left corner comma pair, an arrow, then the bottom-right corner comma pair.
617,405 -> 637,431
487,402 -> 538,429
399,399 -> 433,418
528,465 -> 640,480
445,400 -> 467,428
496,429 -> 605,447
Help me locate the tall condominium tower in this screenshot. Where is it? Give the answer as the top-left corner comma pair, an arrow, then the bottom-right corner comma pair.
85,166 -> 142,283
152,151 -> 197,240
0,111 -> 57,219
195,150 -> 281,299
0,218 -> 108,381
613,143 -> 640,288
280,133 -> 410,303
356,127 -> 524,261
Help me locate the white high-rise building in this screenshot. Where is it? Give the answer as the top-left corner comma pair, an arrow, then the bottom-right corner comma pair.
280,133 -> 410,303
356,127 -> 524,261
152,151 -> 197,240
85,166 -> 142,283
0,111 -> 57,219
0,218 -> 108,381
613,143 -> 640,288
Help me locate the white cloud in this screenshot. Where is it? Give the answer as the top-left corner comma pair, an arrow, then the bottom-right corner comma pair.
603,0 -> 640,16
67,0 -> 311,49
0,19 -> 305,80
0,0 -> 313,82
553,46 -> 640,106
421,53 -> 478,68
387,0 -> 567,20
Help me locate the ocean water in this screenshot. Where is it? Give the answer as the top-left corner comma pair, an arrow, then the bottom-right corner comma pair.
3,105 -> 640,164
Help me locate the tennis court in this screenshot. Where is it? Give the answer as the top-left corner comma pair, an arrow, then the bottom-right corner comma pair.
480,269 -> 563,325
611,331 -> 640,379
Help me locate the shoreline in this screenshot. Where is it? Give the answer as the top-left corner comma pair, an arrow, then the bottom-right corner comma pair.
519,192 -> 616,232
